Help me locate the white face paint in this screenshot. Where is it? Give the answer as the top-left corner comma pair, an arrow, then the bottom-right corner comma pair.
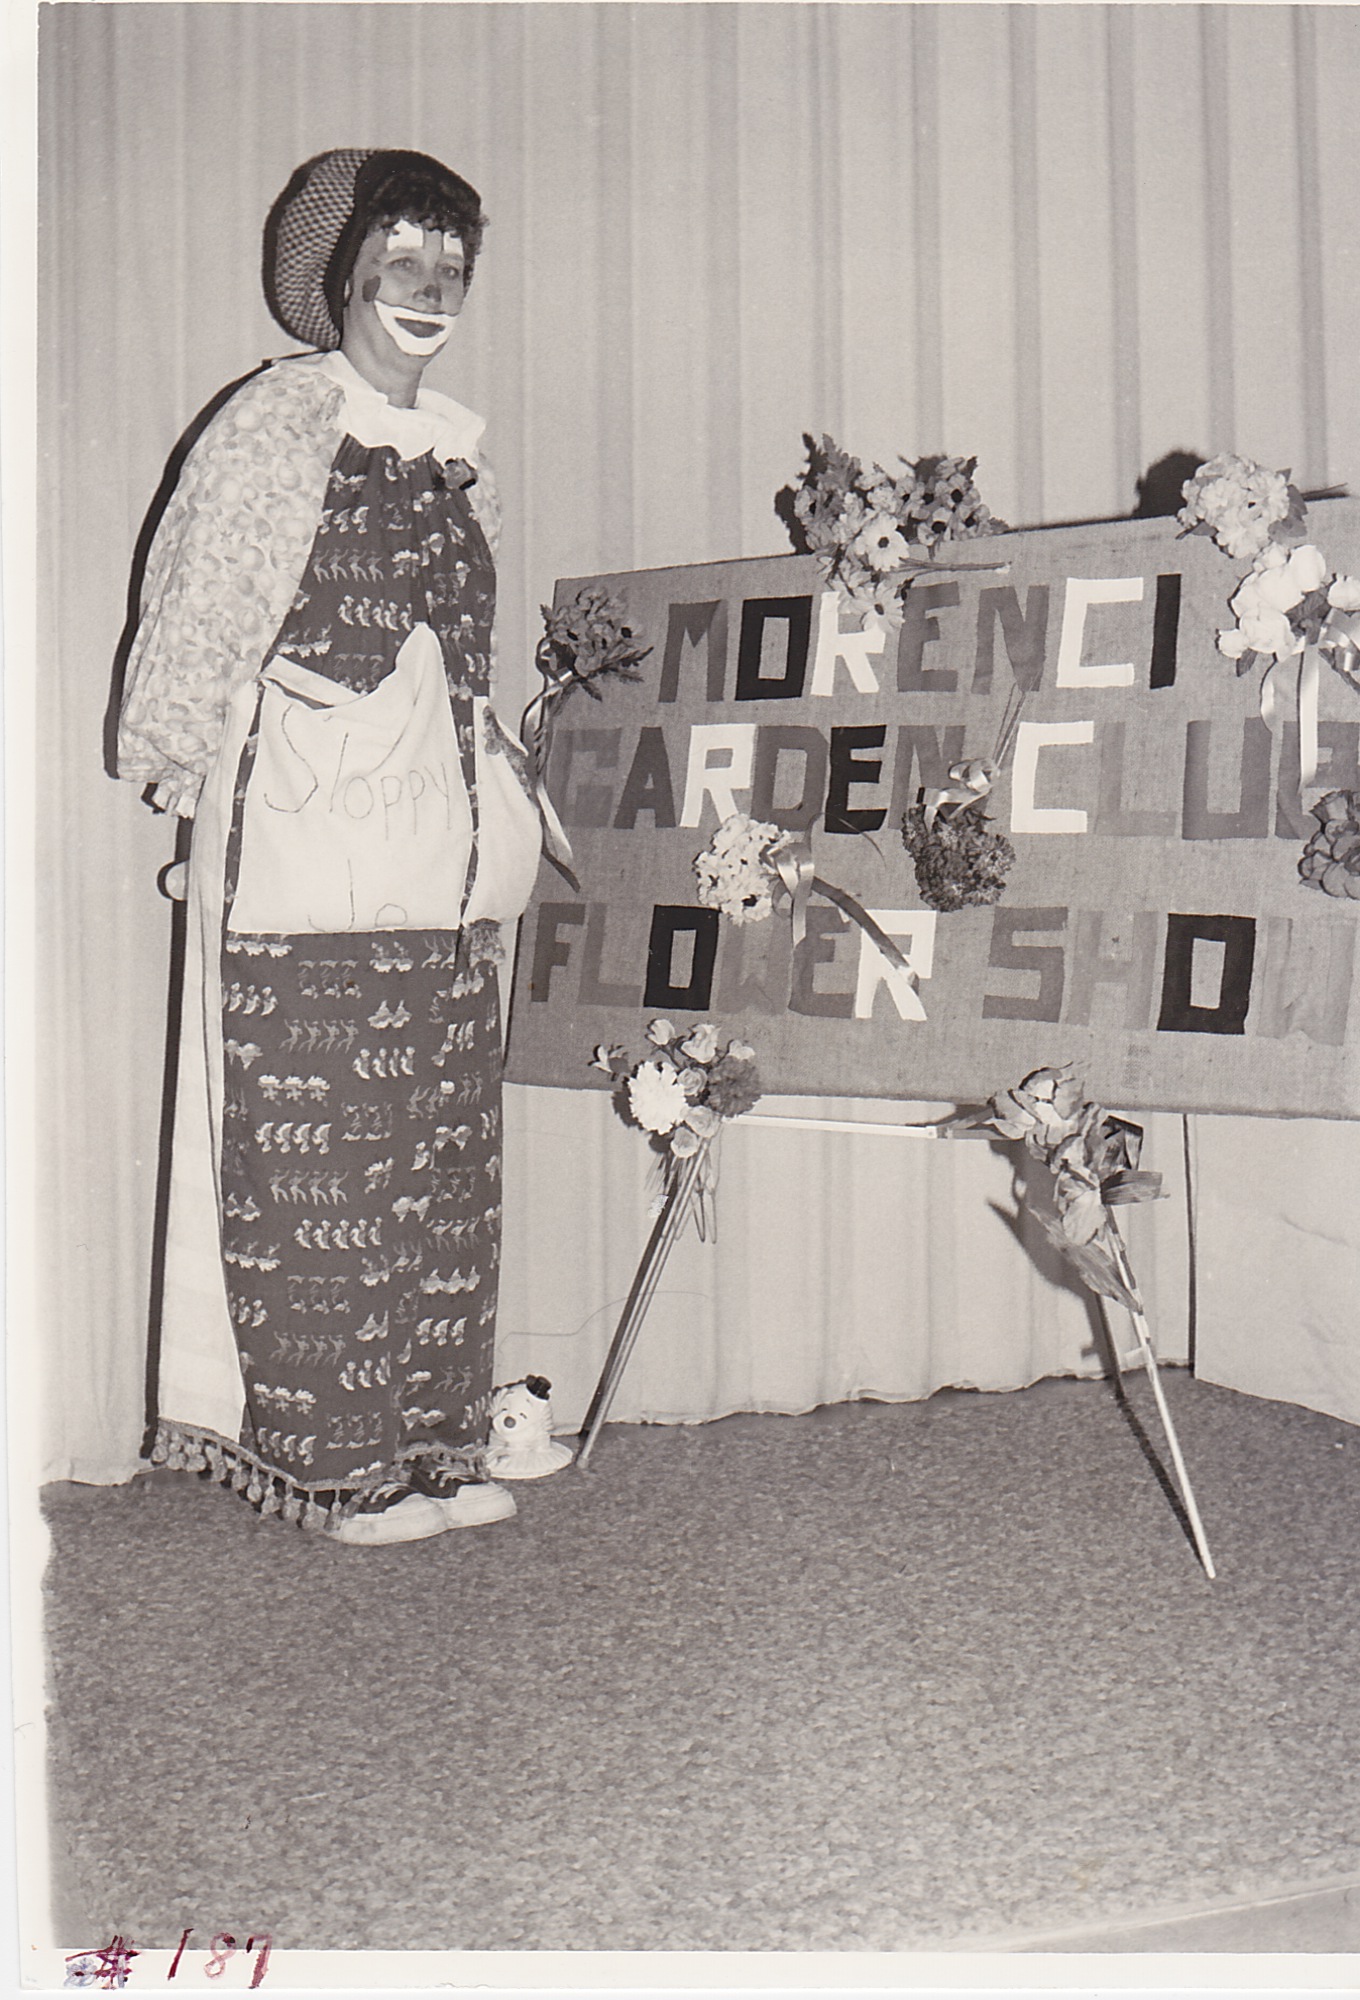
344,222 -> 467,371
373,297 -> 456,356
385,220 -> 465,263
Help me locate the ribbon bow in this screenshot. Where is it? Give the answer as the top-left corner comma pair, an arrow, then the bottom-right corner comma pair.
516,685 -> 582,892
766,830 -> 915,984
1260,644 -> 1322,798
1321,606 -> 1360,689
1262,606 -> 1360,806
921,758 -> 997,830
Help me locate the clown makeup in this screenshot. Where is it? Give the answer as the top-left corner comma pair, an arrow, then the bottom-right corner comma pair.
374,296 -> 456,356
384,220 -> 464,258
346,221 -> 467,358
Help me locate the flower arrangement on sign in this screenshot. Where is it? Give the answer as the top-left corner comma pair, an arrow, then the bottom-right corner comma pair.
522,585 -> 652,768
518,586 -> 653,889
1299,790 -> 1360,901
692,812 -> 917,982
900,771 -> 1017,912
1177,453 -> 1308,563
790,434 -> 1007,624
896,653 -> 1035,912
785,436 -> 1018,903
1178,455 -> 1360,848
956,1064 -> 1215,1577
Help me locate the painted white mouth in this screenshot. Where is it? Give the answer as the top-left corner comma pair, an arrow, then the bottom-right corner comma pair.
375,297 -> 455,356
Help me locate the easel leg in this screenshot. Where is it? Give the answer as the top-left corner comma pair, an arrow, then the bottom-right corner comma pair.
1107,1219 -> 1216,1580
575,1147 -> 706,1472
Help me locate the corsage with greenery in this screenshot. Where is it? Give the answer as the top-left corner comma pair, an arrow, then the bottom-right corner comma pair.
954,1063 -> 1214,1574
958,1064 -> 1163,1309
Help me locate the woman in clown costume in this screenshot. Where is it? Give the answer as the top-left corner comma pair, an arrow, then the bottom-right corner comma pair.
118,149 -> 543,1544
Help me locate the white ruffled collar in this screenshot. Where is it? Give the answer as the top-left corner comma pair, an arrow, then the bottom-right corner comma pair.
298,348 -> 486,465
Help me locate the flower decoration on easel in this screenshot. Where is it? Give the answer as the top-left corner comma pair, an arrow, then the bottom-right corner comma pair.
958,1065 -> 1163,1307
955,1063 -> 1215,1578
518,586 -> 653,885
576,1022 -> 762,1473
591,1018 -> 761,1185
692,813 -> 917,986
789,434 -> 1008,624
1299,790 -> 1360,900
1178,454 -> 1360,812
898,683 -> 1029,913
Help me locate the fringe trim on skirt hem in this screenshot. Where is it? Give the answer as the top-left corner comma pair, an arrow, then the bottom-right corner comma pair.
147,1418 -> 490,1532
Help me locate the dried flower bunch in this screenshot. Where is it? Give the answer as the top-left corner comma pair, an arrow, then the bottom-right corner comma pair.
791,434 -> 1003,622
900,801 -> 1015,913
1299,790 -> 1360,900
591,1019 -> 762,1160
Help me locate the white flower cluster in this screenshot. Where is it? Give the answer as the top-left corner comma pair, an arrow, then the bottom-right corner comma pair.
1178,453 -> 1297,563
1217,543 -> 1360,666
625,1058 -> 700,1138
692,812 -> 785,924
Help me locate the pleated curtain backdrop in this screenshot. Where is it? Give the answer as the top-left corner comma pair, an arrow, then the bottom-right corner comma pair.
35,3 -> 1360,1484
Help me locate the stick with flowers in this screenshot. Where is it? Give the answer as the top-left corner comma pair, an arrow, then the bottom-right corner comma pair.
576,1021 -> 762,1470
956,1065 -> 1216,1579
1179,455 -> 1360,817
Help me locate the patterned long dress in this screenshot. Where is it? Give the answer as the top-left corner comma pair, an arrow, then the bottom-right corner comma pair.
118,353 -> 542,1527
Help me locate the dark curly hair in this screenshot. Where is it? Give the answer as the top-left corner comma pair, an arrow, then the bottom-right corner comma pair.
323,149 -> 486,337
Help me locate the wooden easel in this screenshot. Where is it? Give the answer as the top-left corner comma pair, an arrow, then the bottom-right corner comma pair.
573,1108 -> 1216,1578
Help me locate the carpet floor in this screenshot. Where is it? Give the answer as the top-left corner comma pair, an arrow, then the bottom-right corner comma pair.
40,1372 -> 1360,1953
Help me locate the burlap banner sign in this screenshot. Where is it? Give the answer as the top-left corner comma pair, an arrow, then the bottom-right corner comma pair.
505,502 -> 1360,1116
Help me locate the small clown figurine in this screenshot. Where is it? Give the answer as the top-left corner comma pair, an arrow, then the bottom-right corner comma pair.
483,1376 -> 575,1479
